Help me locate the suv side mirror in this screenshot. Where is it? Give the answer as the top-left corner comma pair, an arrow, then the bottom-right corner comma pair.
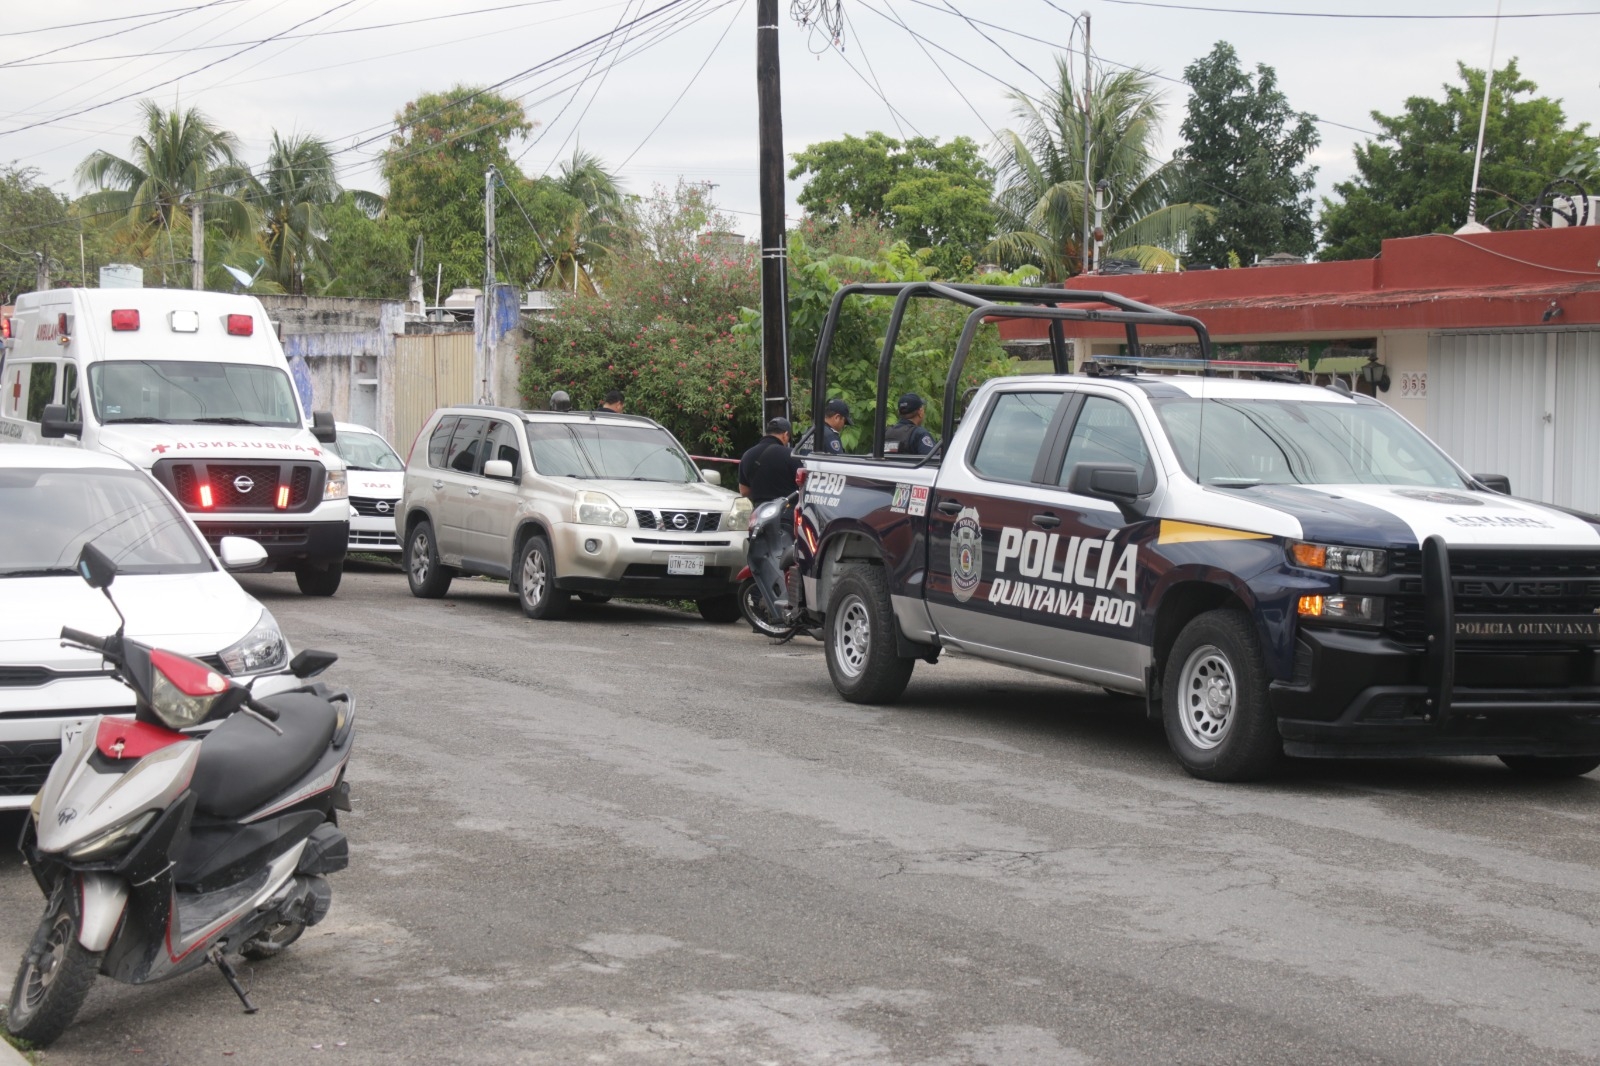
700,468 -> 722,486
482,459 -> 516,480
311,410 -> 337,444
40,403 -> 82,439
1474,473 -> 1511,494
1066,462 -> 1148,520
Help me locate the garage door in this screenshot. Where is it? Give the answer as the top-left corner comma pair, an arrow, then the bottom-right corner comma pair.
1428,331 -> 1600,513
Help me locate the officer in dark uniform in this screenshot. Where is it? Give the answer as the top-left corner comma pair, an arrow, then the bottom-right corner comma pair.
738,417 -> 803,506
884,393 -> 937,455
794,398 -> 851,455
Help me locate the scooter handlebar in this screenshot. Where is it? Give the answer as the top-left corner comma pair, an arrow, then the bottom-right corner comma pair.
60,626 -> 107,652
246,697 -> 282,723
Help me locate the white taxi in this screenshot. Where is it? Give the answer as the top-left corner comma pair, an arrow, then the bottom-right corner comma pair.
330,422 -> 404,554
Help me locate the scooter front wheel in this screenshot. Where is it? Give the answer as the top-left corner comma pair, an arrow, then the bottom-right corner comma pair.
739,577 -> 797,639
7,885 -> 102,1048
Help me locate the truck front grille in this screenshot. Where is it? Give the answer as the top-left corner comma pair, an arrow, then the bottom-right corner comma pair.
153,459 -> 322,513
1386,548 -> 1600,644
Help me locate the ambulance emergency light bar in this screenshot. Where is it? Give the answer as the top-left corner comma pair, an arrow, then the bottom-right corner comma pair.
1083,355 -> 1303,379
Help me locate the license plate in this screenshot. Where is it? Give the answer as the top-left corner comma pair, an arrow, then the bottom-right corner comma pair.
668,554 -> 706,576
60,719 -> 92,750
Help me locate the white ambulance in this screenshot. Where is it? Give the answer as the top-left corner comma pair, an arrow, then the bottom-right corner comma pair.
0,287 -> 349,595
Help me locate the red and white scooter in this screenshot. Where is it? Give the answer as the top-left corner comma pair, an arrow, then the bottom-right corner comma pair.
6,542 -> 355,1048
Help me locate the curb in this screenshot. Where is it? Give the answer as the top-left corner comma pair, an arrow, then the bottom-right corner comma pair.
0,1039 -> 29,1065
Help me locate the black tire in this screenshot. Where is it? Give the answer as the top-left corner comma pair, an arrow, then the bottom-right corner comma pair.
740,577 -> 796,638
516,536 -> 569,620
1498,754 -> 1600,779
405,521 -> 453,599
824,566 -> 913,704
6,885 -> 102,1048
1162,609 -> 1282,782
577,593 -> 612,604
294,560 -> 343,597
697,594 -> 742,624
240,919 -> 306,961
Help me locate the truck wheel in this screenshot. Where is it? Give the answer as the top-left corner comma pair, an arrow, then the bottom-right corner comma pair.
825,566 -> 913,704
517,536 -> 569,620
295,561 -> 343,597
405,521 -> 453,599
697,594 -> 741,624
1498,755 -> 1600,779
1162,609 -> 1281,782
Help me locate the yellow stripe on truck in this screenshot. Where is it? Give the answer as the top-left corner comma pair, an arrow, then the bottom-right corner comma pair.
1158,521 -> 1272,545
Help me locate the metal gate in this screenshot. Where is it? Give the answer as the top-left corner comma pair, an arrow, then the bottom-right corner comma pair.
391,333 -> 475,457
1428,331 -> 1600,512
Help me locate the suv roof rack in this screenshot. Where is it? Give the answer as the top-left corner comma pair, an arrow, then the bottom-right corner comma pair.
1083,355 -> 1306,383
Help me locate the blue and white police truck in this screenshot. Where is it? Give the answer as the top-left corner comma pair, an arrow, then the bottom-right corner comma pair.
792,283 -> 1600,782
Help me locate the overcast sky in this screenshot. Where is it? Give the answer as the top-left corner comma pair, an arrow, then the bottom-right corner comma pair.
1,0 -> 1596,242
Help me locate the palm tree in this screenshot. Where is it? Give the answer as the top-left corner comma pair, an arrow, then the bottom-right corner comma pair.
248,132 -> 381,294
988,61 -> 1211,278
534,148 -> 631,295
76,100 -> 255,250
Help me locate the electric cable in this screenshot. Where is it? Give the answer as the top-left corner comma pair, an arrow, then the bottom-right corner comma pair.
0,0 -> 242,71
0,3 -> 248,38
515,0 -> 647,169
618,0 -> 745,169
1094,0 -> 1600,19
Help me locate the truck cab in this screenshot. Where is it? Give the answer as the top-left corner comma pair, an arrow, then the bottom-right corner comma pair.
794,283 -> 1600,781
1,288 -> 349,595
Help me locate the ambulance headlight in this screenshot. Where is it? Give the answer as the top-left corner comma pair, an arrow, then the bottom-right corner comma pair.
1288,541 -> 1387,576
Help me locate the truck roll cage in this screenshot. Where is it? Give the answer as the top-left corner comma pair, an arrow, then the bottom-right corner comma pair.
807,282 -> 1214,461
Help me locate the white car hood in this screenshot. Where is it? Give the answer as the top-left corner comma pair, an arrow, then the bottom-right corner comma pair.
96,423 -> 339,469
0,571 -> 265,672
1328,485 -> 1600,547
347,471 -> 404,499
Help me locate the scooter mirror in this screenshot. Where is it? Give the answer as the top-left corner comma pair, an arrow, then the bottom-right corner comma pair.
290,649 -> 339,679
76,541 -> 118,590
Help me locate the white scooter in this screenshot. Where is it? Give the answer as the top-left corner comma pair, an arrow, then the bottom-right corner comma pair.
5,542 -> 355,1048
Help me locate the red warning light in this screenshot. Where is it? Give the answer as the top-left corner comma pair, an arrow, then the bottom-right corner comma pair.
198,484 -> 214,509
276,485 -> 290,509
226,314 -> 253,336
110,309 -> 140,331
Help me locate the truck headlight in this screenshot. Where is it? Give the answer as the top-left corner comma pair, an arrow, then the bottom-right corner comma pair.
1289,541 -> 1387,576
323,470 -> 348,501
727,497 -> 753,531
218,609 -> 288,674
1298,594 -> 1384,626
576,490 -> 629,527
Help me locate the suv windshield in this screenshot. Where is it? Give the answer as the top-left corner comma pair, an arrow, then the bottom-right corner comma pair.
525,421 -> 699,482
89,360 -> 301,428
0,467 -> 212,576
330,429 -> 402,471
1154,397 -> 1468,489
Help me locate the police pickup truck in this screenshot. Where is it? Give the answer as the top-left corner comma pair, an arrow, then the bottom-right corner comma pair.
793,283 -> 1600,781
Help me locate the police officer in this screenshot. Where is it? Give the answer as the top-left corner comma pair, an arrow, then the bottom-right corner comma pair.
600,389 -> 624,413
738,417 -> 803,506
795,398 -> 851,455
550,390 -> 573,412
885,393 -> 937,455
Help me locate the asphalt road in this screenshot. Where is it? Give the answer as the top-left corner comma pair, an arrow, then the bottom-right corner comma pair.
6,563 -> 1600,1064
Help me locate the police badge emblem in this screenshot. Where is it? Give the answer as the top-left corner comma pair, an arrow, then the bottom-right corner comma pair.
950,506 -> 982,602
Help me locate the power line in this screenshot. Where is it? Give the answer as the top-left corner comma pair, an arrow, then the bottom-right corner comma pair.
0,2 -> 247,38
0,0 -> 242,73
619,0 -> 745,169
1094,0 -> 1600,19
516,0 -> 648,168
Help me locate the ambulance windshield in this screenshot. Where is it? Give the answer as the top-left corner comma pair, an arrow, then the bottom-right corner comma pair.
89,360 -> 302,429
1154,396 -> 1468,489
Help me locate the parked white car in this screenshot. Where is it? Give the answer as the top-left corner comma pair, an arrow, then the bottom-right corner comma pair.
0,445 -> 296,809
329,422 -> 404,554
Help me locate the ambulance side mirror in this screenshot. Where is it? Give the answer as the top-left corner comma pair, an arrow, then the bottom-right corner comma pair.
39,404 -> 82,439
311,410 -> 337,444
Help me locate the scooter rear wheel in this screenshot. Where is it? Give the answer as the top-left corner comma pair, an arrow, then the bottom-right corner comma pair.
7,885 -> 102,1048
241,919 -> 306,960
739,578 -> 797,638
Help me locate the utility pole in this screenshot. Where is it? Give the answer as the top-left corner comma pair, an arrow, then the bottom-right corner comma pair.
485,166 -> 498,295
34,252 -> 48,293
756,0 -> 791,427
1081,11 -> 1093,276
191,201 -> 204,289
482,166 -> 499,404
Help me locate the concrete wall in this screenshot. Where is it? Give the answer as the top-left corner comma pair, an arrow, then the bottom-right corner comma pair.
258,294 -> 406,442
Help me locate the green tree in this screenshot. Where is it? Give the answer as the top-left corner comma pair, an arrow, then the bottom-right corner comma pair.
1319,59 -> 1600,260
989,60 -> 1209,279
0,165 -> 71,300
247,132 -> 381,294
319,194 -> 413,299
788,132 -> 995,276
1176,42 -> 1319,265
75,100 -> 255,252
534,148 -> 632,295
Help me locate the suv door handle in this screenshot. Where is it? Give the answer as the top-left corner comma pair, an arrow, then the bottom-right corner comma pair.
467,486 -> 480,497
936,499 -> 963,515
432,479 -> 444,490
1032,513 -> 1061,529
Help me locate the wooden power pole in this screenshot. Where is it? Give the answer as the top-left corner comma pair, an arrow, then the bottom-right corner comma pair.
756,0 -> 791,427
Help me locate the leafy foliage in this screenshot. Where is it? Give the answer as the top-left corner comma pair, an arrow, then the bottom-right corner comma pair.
245,133 -> 381,295
789,132 -> 996,277
0,165 -> 70,302
1176,42 -> 1319,265
989,60 -> 1209,278
1319,59 -> 1600,260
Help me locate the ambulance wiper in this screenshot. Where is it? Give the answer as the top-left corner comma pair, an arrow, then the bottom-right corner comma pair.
103,416 -> 169,424
193,416 -> 260,425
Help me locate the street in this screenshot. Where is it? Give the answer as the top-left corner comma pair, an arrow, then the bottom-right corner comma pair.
6,564 -> 1600,1064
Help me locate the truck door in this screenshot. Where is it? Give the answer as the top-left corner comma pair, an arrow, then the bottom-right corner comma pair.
459,415 -> 525,574
926,389 -> 1069,654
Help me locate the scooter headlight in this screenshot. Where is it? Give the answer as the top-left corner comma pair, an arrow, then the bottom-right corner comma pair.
149,648 -> 231,729
218,609 -> 288,675
66,810 -> 157,860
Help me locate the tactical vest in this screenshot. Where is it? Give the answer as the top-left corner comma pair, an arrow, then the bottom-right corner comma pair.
884,421 -> 917,453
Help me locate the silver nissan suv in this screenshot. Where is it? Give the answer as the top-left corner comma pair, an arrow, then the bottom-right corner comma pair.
400,406 -> 751,621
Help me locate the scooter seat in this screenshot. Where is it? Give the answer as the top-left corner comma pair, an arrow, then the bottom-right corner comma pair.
191,691 -> 338,819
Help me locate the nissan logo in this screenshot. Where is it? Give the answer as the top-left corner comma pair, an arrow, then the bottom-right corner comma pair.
671,512 -> 689,530
233,475 -> 255,494
376,500 -> 391,514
